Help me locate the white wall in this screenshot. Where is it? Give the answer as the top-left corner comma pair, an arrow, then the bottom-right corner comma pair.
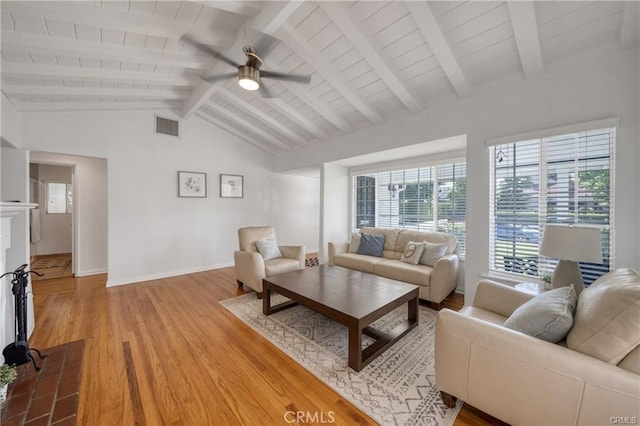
274,49 -> 640,304
32,164 -> 73,256
1,147 -> 29,203
20,111 -> 320,286
1,93 -> 21,148
30,152 -> 108,276
319,163 -> 350,263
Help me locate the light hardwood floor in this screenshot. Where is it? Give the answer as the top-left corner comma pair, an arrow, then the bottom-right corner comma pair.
29,266 -> 498,425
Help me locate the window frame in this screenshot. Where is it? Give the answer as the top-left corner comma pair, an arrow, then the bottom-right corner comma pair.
45,181 -> 72,215
350,159 -> 467,258
488,121 -> 616,284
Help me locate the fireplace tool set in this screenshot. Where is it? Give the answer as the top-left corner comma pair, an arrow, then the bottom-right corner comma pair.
1,264 -> 47,370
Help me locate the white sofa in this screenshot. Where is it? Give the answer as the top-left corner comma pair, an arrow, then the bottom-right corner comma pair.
435,269 -> 640,425
328,227 -> 459,306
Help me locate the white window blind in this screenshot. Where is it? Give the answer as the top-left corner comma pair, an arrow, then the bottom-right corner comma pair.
489,127 -> 615,285
353,162 -> 466,257
46,182 -> 72,214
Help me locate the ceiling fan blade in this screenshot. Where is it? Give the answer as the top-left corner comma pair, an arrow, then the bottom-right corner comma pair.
258,84 -> 274,99
181,33 -> 240,68
260,70 -> 311,84
201,73 -> 237,83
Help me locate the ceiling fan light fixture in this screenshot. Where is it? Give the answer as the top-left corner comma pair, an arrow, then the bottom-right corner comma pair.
238,65 -> 260,91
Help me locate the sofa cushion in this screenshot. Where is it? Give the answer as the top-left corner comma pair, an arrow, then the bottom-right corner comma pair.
374,260 -> 432,286
504,285 -> 577,343
419,242 -> 448,267
400,241 -> 425,265
348,232 -> 361,253
567,268 -> 640,364
360,227 -> 399,259
357,233 -> 385,257
256,239 -> 282,260
334,253 -> 381,273
264,257 -> 300,276
395,229 -> 458,256
617,345 -> 640,375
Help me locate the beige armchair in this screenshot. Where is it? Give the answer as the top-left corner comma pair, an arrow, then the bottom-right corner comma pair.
234,226 -> 305,297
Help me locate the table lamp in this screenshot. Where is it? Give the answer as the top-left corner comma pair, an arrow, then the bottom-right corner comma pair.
539,224 -> 603,296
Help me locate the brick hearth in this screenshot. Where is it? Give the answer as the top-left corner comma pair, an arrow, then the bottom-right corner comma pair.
1,340 -> 84,426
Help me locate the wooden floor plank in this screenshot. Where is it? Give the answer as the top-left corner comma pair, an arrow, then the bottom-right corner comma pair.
28,266 -> 493,425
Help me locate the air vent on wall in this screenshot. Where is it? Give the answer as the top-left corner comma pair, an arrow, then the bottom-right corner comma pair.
155,115 -> 179,137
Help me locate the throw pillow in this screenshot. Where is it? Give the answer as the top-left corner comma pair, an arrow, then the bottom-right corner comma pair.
566,268 -> 640,364
503,285 -> 577,343
356,233 -> 385,257
255,239 -> 282,260
419,242 -> 448,266
401,241 -> 425,265
348,232 -> 361,253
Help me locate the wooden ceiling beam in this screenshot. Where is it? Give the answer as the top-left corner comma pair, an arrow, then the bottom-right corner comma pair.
406,2 -> 472,98
2,63 -> 198,87
507,1 -> 544,79
319,2 -> 421,114
202,100 -> 292,151
15,100 -> 181,112
3,85 -> 189,99
3,2 -> 235,47
268,98 -> 328,140
1,32 -> 210,69
195,111 -> 276,155
216,88 -> 307,146
276,23 -> 383,124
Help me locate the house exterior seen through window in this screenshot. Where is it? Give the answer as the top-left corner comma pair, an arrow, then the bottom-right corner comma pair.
490,127 -> 615,285
353,162 -> 466,257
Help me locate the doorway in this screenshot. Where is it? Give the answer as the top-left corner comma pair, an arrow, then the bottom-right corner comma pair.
29,163 -> 74,280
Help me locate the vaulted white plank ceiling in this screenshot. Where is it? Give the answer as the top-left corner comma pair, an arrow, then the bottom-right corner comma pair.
1,1 -> 638,154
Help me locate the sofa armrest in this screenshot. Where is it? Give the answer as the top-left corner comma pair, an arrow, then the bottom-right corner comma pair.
234,250 -> 266,292
279,245 -> 306,269
436,309 -> 640,425
472,279 -> 535,317
429,254 -> 459,303
328,242 -> 349,265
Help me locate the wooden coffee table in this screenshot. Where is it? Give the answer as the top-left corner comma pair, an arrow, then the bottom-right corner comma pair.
262,264 -> 419,371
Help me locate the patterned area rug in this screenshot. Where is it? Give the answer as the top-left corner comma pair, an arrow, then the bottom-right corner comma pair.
31,254 -> 72,280
220,294 -> 462,425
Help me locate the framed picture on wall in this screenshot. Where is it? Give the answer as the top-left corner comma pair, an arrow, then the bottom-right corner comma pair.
178,171 -> 207,198
220,174 -> 243,198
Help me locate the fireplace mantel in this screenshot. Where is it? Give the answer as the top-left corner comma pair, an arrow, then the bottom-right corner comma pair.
1,202 -> 38,354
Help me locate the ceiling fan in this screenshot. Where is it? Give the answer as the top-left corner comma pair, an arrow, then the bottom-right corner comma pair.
181,34 -> 311,98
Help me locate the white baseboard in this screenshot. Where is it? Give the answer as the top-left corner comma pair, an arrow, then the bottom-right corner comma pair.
105,262 -> 235,287
76,268 -> 107,277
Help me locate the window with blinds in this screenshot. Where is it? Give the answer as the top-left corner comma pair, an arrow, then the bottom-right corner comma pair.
352,162 -> 466,257
489,127 -> 615,285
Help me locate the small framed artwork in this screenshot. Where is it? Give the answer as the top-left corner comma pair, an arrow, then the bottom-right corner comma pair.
178,171 -> 207,198
220,174 -> 243,198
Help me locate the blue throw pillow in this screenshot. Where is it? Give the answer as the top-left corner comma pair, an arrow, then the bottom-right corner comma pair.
356,233 -> 385,257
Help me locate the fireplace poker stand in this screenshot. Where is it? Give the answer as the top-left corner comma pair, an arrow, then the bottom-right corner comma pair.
1,264 -> 48,370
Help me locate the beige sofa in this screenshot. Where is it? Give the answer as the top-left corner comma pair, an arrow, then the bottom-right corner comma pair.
436,269 -> 640,425
328,227 -> 459,306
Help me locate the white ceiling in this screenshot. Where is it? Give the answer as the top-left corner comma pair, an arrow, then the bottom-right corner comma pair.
1,1 -> 638,154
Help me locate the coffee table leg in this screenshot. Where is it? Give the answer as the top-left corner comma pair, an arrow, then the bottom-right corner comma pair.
408,295 -> 418,324
263,285 -> 271,315
348,326 -> 363,371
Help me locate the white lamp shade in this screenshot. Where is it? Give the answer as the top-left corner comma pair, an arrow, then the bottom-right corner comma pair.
539,224 -> 603,263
